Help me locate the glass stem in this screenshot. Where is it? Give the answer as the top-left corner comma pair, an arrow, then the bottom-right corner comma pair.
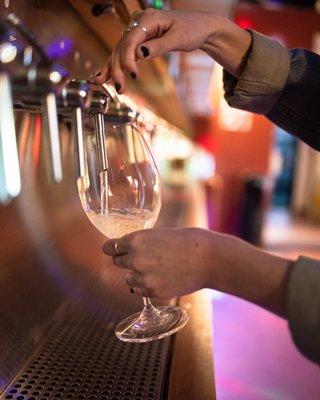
143,297 -> 153,308
140,297 -> 161,322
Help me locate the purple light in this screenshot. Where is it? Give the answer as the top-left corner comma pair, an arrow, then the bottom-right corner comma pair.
46,37 -> 73,60
51,63 -> 69,79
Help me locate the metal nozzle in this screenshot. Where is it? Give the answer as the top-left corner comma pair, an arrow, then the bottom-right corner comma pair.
89,90 -> 110,115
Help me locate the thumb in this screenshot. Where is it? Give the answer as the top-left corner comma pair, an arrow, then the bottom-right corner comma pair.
136,32 -> 178,60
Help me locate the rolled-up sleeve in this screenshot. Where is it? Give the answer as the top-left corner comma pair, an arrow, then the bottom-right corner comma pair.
223,30 -> 320,150
223,30 -> 290,114
287,256 -> 320,364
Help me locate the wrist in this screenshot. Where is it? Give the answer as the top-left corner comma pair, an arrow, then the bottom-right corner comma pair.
205,232 -> 239,291
199,13 -> 225,53
200,15 -> 252,78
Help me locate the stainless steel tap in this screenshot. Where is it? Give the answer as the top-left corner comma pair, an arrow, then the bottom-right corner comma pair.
7,13 -> 63,184
59,79 -> 92,179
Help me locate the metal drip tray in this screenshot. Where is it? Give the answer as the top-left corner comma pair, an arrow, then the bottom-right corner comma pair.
1,273 -> 172,400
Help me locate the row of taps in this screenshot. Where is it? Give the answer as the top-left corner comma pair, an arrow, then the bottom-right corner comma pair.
0,13 -> 133,205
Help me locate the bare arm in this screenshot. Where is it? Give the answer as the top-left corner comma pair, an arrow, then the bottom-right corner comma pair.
207,232 -> 291,317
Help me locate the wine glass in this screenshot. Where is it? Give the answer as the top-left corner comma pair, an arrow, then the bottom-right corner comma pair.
77,113 -> 188,342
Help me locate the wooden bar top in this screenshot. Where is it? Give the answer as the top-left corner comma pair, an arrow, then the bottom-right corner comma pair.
169,290 -> 215,399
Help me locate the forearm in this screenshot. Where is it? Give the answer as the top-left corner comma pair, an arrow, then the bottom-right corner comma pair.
200,15 -> 252,78
207,233 -> 292,317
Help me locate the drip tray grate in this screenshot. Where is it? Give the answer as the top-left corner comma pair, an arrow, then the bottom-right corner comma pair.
1,275 -> 171,400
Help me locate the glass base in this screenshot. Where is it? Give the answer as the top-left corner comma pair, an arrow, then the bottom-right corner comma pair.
115,305 -> 189,343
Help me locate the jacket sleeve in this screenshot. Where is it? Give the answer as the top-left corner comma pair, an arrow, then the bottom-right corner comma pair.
287,257 -> 320,364
223,30 -> 320,151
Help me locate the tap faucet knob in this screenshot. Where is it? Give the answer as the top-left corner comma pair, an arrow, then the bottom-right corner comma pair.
61,79 -> 91,110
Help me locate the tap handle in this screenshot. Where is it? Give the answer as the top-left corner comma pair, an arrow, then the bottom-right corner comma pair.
42,92 -> 63,183
0,71 -> 21,203
102,83 -> 119,102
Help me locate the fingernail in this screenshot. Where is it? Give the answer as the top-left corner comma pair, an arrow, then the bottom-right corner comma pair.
130,72 -> 137,80
130,288 -> 135,294
141,46 -> 149,58
115,83 -> 121,93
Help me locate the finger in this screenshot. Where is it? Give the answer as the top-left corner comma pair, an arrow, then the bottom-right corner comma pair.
125,272 -> 143,288
103,238 -> 128,256
136,32 -> 177,60
120,32 -> 140,79
110,46 -> 127,93
117,10 -> 169,81
94,58 -> 111,84
112,254 -> 135,270
94,9 -> 144,84
118,16 -> 150,77
96,9 -> 172,88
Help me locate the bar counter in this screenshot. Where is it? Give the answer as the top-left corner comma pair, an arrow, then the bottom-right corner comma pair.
0,182 -> 215,400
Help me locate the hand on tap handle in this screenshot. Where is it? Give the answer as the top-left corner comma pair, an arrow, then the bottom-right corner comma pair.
94,9 -> 251,93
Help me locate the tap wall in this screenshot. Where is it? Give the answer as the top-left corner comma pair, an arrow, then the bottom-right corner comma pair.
0,0 -> 114,390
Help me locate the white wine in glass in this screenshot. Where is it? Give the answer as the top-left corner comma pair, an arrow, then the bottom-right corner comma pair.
77,115 -> 188,342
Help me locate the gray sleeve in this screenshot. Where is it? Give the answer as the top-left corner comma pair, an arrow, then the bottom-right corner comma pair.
223,30 -> 290,114
287,256 -> 320,364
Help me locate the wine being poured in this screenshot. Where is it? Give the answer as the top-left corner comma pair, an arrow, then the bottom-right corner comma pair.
77,117 -> 188,342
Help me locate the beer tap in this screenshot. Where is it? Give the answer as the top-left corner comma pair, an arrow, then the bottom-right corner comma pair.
58,79 -> 92,178
0,20 -> 21,204
57,81 -> 109,179
6,13 -> 63,183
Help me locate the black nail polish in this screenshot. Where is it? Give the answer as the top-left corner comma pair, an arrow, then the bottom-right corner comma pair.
130,72 -> 137,80
95,71 -> 101,76
141,46 -> 149,58
130,288 -> 135,294
115,83 -> 121,93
